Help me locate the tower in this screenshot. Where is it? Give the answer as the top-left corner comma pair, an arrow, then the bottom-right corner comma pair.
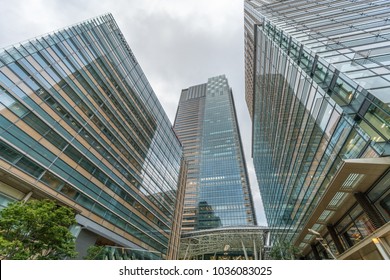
174,75 -> 256,231
174,75 -> 267,260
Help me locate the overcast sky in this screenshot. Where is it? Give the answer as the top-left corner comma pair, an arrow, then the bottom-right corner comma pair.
0,0 -> 267,225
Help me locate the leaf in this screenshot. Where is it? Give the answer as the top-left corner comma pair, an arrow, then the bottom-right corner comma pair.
0,199 -> 77,260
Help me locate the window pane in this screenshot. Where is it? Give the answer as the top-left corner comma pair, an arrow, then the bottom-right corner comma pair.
40,171 -> 64,190
45,129 -> 67,150
15,156 -> 44,178
355,214 -> 376,238
60,183 -> 79,199
0,141 -> 21,163
23,113 -> 50,135
379,193 -> 390,220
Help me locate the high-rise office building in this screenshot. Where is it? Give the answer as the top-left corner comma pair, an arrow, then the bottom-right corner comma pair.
174,75 -> 256,231
0,13 -> 185,260
245,0 -> 390,259
174,75 -> 266,260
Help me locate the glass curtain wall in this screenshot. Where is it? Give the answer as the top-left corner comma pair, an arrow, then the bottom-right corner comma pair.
245,0 -> 390,244
0,13 -> 183,258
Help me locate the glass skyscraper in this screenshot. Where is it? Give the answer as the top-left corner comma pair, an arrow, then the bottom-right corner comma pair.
245,0 -> 390,259
0,13 -> 185,259
173,75 -> 267,260
174,75 -> 256,232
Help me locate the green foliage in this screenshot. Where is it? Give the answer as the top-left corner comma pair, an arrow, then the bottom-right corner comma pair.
84,245 -> 106,260
0,199 -> 77,260
268,240 -> 301,260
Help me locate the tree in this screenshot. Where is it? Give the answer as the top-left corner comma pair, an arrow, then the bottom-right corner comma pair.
84,245 -> 106,260
0,199 -> 77,260
268,240 -> 301,260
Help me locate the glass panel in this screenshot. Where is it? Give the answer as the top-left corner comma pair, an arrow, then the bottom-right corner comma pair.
15,156 -> 44,178
64,145 -> 82,163
79,158 -> 96,174
8,62 -> 30,80
0,193 -> 15,210
313,61 -> 328,85
336,214 -> 352,233
0,87 -> 15,107
339,129 -> 367,159
358,119 -> 385,143
40,171 -> 64,190
60,183 -> 79,199
76,194 -> 94,210
45,129 -> 67,150
316,99 -> 333,131
345,223 -> 363,245
23,112 -> 50,135
8,101 -> 28,117
92,203 -> 107,217
378,193 -> 390,220
355,214 -> 376,238
0,141 -> 22,163
364,104 -> 390,141
0,72 -> 15,88
333,77 -> 355,105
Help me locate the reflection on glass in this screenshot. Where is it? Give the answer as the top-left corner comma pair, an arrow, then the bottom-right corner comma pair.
197,201 -> 222,230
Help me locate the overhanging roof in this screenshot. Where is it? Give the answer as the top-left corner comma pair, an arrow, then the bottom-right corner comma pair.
294,157 -> 390,255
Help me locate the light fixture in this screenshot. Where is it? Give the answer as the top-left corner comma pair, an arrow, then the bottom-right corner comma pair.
308,228 -> 321,236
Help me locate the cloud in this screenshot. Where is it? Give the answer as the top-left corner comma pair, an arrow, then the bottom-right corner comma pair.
0,0 -> 267,225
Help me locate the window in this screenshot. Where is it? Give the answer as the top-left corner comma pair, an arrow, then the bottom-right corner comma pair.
336,205 -> 376,249
379,193 -> 390,218
0,87 -> 15,108
40,171 -> 64,190
60,183 -> 79,199
0,141 -> 21,163
0,193 -> 15,210
23,113 -> 50,135
15,156 -> 44,178
45,129 -> 67,150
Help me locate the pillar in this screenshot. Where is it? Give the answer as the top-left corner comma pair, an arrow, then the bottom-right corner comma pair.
354,192 -> 386,229
311,244 -> 321,260
327,224 -> 345,254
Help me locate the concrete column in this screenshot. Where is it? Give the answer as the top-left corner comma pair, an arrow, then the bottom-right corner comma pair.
241,240 -> 248,260
311,244 -> 321,260
372,238 -> 390,260
183,244 -> 190,260
22,191 -> 33,202
327,224 -> 345,254
253,238 -> 258,260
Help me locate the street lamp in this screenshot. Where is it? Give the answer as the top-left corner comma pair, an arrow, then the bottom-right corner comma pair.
308,228 -> 337,260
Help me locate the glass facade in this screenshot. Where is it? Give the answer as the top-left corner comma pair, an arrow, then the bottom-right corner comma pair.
0,13 -> 184,259
174,75 -> 256,231
245,0 -> 390,249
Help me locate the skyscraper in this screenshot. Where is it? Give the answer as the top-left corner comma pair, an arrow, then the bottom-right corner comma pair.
0,13 -> 185,259
174,75 -> 256,231
245,0 -> 390,259
174,75 -> 267,260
